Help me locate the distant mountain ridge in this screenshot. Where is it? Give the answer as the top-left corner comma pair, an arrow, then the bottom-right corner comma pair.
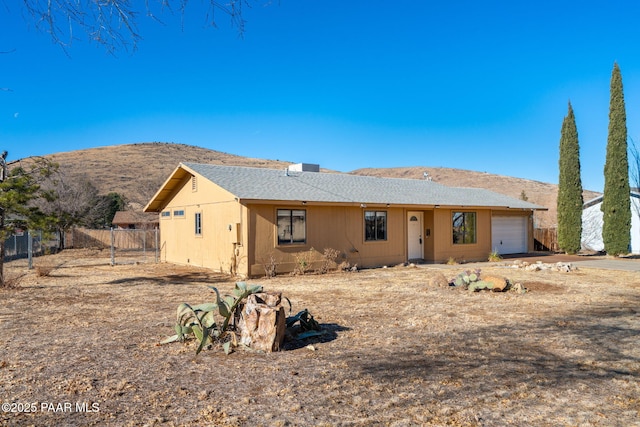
27,142 -> 292,211
18,142 -> 600,227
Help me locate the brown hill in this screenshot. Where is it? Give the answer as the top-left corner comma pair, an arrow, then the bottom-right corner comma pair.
30,142 -> 293,210
16,142 -> 600,227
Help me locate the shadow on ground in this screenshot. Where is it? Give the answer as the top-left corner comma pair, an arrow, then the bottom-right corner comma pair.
283,323 -> 350,351
357,293 -> 639,400
104,272 -> 232,286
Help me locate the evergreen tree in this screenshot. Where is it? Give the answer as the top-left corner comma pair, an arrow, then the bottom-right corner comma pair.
557,102 -> 584,254
0,156 -> 57,286
602,62 -> 631,255
91,192 -> 127,229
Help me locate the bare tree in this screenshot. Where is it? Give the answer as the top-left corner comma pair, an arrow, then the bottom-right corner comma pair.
32,168 -> 115,248
19,0 -> 261,54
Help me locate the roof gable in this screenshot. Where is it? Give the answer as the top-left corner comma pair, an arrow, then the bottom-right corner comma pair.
583,190 -> 640,209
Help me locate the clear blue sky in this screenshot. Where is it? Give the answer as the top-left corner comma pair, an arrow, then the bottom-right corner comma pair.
2,1 -> 640,192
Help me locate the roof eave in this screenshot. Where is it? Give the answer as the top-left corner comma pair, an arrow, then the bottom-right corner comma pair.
143,163 -> 191,212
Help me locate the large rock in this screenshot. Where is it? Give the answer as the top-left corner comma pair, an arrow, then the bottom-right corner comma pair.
428,273 -> 449,288
237,293 -> 286,352
481,275 -> 508,292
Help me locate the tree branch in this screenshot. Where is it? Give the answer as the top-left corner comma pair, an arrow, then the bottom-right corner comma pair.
20,0 -> 260,54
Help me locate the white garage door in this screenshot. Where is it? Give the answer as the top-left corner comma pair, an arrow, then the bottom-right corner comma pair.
492,216 -> 527,254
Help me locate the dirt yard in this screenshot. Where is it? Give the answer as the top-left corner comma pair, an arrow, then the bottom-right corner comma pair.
1,249 -> 638,426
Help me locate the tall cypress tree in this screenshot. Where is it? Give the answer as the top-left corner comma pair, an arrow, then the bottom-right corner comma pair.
557,102 -> 584,254
602,62 -> 631,256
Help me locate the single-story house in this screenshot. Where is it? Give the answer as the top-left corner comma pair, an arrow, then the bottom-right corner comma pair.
581,190 -> 640,254
111,211 -> 160,230
144,162 -> 545,277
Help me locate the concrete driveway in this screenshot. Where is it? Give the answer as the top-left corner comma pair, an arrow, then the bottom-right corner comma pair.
502,253 -> 640,272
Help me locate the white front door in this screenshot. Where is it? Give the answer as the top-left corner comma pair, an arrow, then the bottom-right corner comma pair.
408,211 -> 424,260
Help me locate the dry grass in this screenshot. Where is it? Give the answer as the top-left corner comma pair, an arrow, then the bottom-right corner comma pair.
1,249 -> 638,426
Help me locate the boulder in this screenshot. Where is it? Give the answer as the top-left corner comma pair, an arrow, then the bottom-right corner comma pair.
481,275 -> 508,292
428,273 -> 449,288
237,292 -> 286,353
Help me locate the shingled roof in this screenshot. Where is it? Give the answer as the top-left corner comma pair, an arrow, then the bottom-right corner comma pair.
145,163 -> 543,211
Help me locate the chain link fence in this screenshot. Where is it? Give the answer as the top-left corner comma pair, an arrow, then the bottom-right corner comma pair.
3,230 -> 61,265
66,228 -> 159,265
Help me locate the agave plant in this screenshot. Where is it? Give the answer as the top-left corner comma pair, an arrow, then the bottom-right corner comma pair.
286,309 -> 323,340
161,281 -> 263,355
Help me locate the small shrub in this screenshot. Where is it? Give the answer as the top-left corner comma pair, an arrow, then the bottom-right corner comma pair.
35,265 -> 54,277
488,250 -> 502,262
1,273 -> 25,289
338,261 -> 355,271
262,253 -> 278,278
318,248 -> 340,274
446,257 -> 458,265
293,248 -> 315,275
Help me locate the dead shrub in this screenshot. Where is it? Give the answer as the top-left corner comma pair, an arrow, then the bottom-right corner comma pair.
293,248 -> 315,275
428,273 -> 449,288
318,248 -> 340,274
35,265 -> 54,277
262,252 -> 278,278
338,261 -> 356,271
1,273 -> 26,289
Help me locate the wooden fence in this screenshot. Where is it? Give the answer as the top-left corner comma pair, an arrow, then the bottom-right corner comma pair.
67,228 -> 158,250
534,227 -> 558,252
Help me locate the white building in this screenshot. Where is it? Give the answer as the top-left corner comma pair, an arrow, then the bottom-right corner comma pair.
581,191 -> 640,254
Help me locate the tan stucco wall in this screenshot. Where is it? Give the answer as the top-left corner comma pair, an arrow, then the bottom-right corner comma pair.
430,209 -> 492,263
158,174 -> 248,275
248,204 -> 407,277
